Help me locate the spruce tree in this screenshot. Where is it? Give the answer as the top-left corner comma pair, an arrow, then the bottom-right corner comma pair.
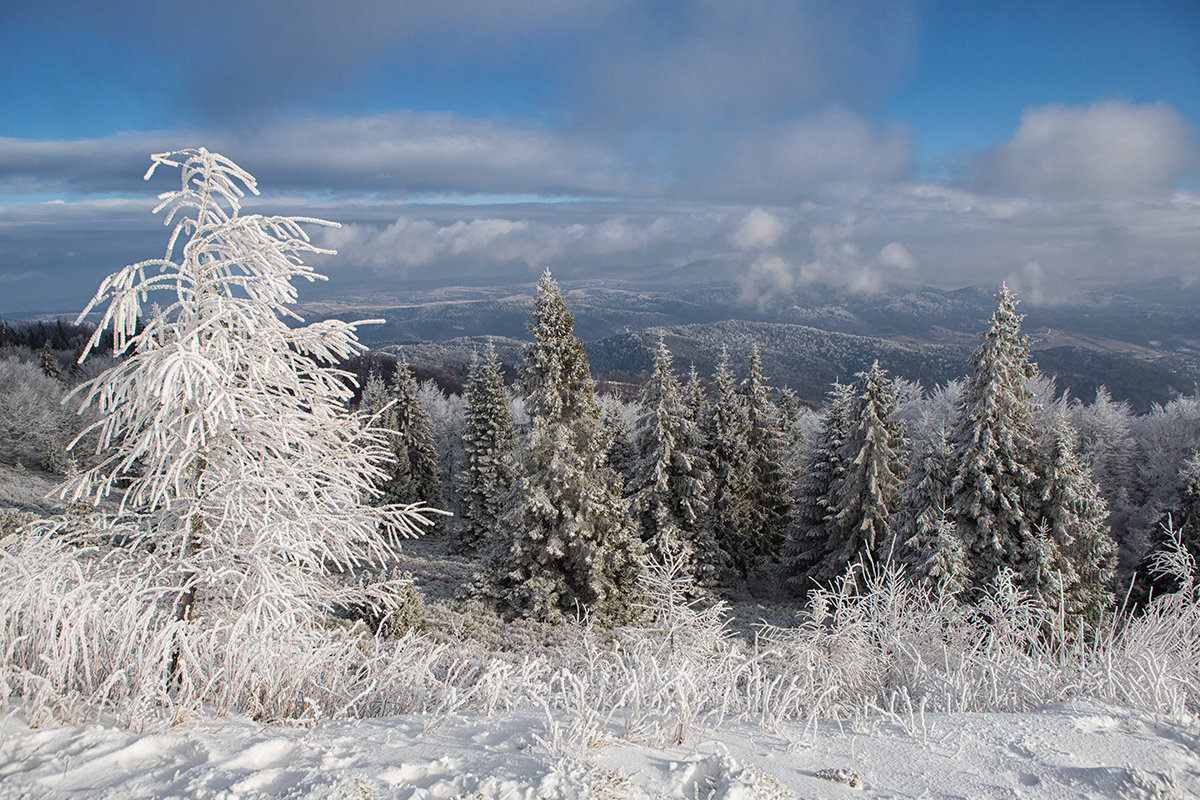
627,340 -> 720,590
488,270 -> 645,624
682,363 -> 709,432
824,362 -> 907,592
456,341 -> 517,553
737,347 -> 793,570
893,429 -> 966,597
787,381 -> 855,592
378,360 -> 444,512
707,347 -> 754,577
949,285 -> 1044,600
1134,451 -> 1200,602
1035,419 -> 1115,620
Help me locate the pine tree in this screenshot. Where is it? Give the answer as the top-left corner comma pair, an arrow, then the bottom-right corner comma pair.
377,360 -> 443,513
38,341 -> 63,384
1035,419 -> 1115,620
602,399 -> 637,485
822,362 -> 907,592
893,428 -> 966,597
682,363 -> 709,431
737,347 -> 793,570
949,285 -> 1044,600
488,270 -> 646,624
787,381 -> 856,591
456,341 -> 517,552
627,340 -> 720,590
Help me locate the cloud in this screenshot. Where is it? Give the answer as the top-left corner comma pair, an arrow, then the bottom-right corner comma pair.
878,242 -> 916,271
730,208 -> 787,250
977,101 -> 1198,197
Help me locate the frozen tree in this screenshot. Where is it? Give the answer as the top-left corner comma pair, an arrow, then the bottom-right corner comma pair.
682,363 -> 710,431
1135,451 -> 1200,603
786,381 -> 855,592
62,149 -> 435,658
949,285 -> 1044,600
376,361 -> 443,513
736,347 -> 793,570
601,396 -> 637,485
456,341 -> 517,552
706,347 -> 753,578
821,363 -> 907,592
358,369 -> 391,418
893,429 -> 966,597
1035,418 -> 1115,620
487,270 -> 645,624
627,340 -> 720,590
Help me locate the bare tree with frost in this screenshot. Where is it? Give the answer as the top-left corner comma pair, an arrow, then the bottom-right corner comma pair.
63,149 -> 436,652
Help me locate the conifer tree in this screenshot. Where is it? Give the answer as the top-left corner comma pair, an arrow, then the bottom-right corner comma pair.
377,360 -> 443,513
38,341 -> 63,384
602,400 -> 637,485
707,347 -> 753,577
627,340 -> 720,589
949,285 -> 1044,600
456,342 -> 517,552
1035,419 -> 1115,620
821,362 -> 907,591
893,428 -> 966,597
682,363 -> 709,431
737,347 -> 793,570
787,381 -> 855,590
488,270 -> 645,624
1135,451 -> 1200,602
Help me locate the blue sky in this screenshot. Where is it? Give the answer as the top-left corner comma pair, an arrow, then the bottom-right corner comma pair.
1,0 -> 1198,315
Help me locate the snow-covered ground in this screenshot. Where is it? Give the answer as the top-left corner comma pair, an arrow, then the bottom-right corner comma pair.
3,701 -> 1196,799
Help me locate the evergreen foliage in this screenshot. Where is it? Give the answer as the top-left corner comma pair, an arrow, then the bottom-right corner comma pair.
736,347 -> 793,570
627,340 -> 720,590
376,361 -> 444,513
488,270 -> 646,624
949,285 -> 1044,600
706,347 -> 754,577
1135,451 -> 1200,602
787,381 -> 855,592
456,342 -> 517,553
893,428 -> 966,597
1035,419 -> 1115,620
824,363 -> 907,591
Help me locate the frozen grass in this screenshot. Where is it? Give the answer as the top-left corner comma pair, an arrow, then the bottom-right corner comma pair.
1,520 -> 1196,749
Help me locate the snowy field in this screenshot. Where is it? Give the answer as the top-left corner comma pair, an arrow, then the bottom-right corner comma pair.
3,702 -> 1197,799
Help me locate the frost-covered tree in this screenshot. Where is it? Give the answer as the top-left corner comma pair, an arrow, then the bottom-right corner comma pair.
706,347 -> 753,577
787,381 -> 855,592
1071,387 -> 1137,574
601,396 -> 637,485
487,270 -> 645,624
949,285 -> 1044,600
456,341 -> 517,552
376,360 -> 443,513
823,363 -> 907,592
682,363 -> 709,432
1134,451 -> 1200,603
893,429 -> 966,597
627,340 -> 720,589
63,149 -> 434,651
1035,419 -> 1115,620
737,347 -> 792,570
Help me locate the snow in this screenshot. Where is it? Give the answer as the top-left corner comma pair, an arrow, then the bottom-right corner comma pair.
3,701 -> 1196,799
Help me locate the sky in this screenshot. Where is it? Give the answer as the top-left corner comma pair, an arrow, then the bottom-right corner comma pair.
1,0 -> 1198,315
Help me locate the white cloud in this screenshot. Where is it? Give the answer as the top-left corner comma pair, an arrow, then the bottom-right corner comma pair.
878,242 -> 916,271
730,208 -> 787,250
978,101 -> 1198,198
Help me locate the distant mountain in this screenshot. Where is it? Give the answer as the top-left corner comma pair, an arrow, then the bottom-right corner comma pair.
305,276 -> 1200,412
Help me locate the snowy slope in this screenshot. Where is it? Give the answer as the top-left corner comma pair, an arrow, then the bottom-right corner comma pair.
3,702 -> 1196,799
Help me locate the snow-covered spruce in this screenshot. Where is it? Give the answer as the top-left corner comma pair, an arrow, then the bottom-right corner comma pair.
736,347 -> 793,570
948,284 -> 1045,602
626,340 -> 722,592
892,427 -> 967,597
46,148 -> 437,702
455,340 -> 517,554
485,270 -> 647,624
374,359 -> 444,516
